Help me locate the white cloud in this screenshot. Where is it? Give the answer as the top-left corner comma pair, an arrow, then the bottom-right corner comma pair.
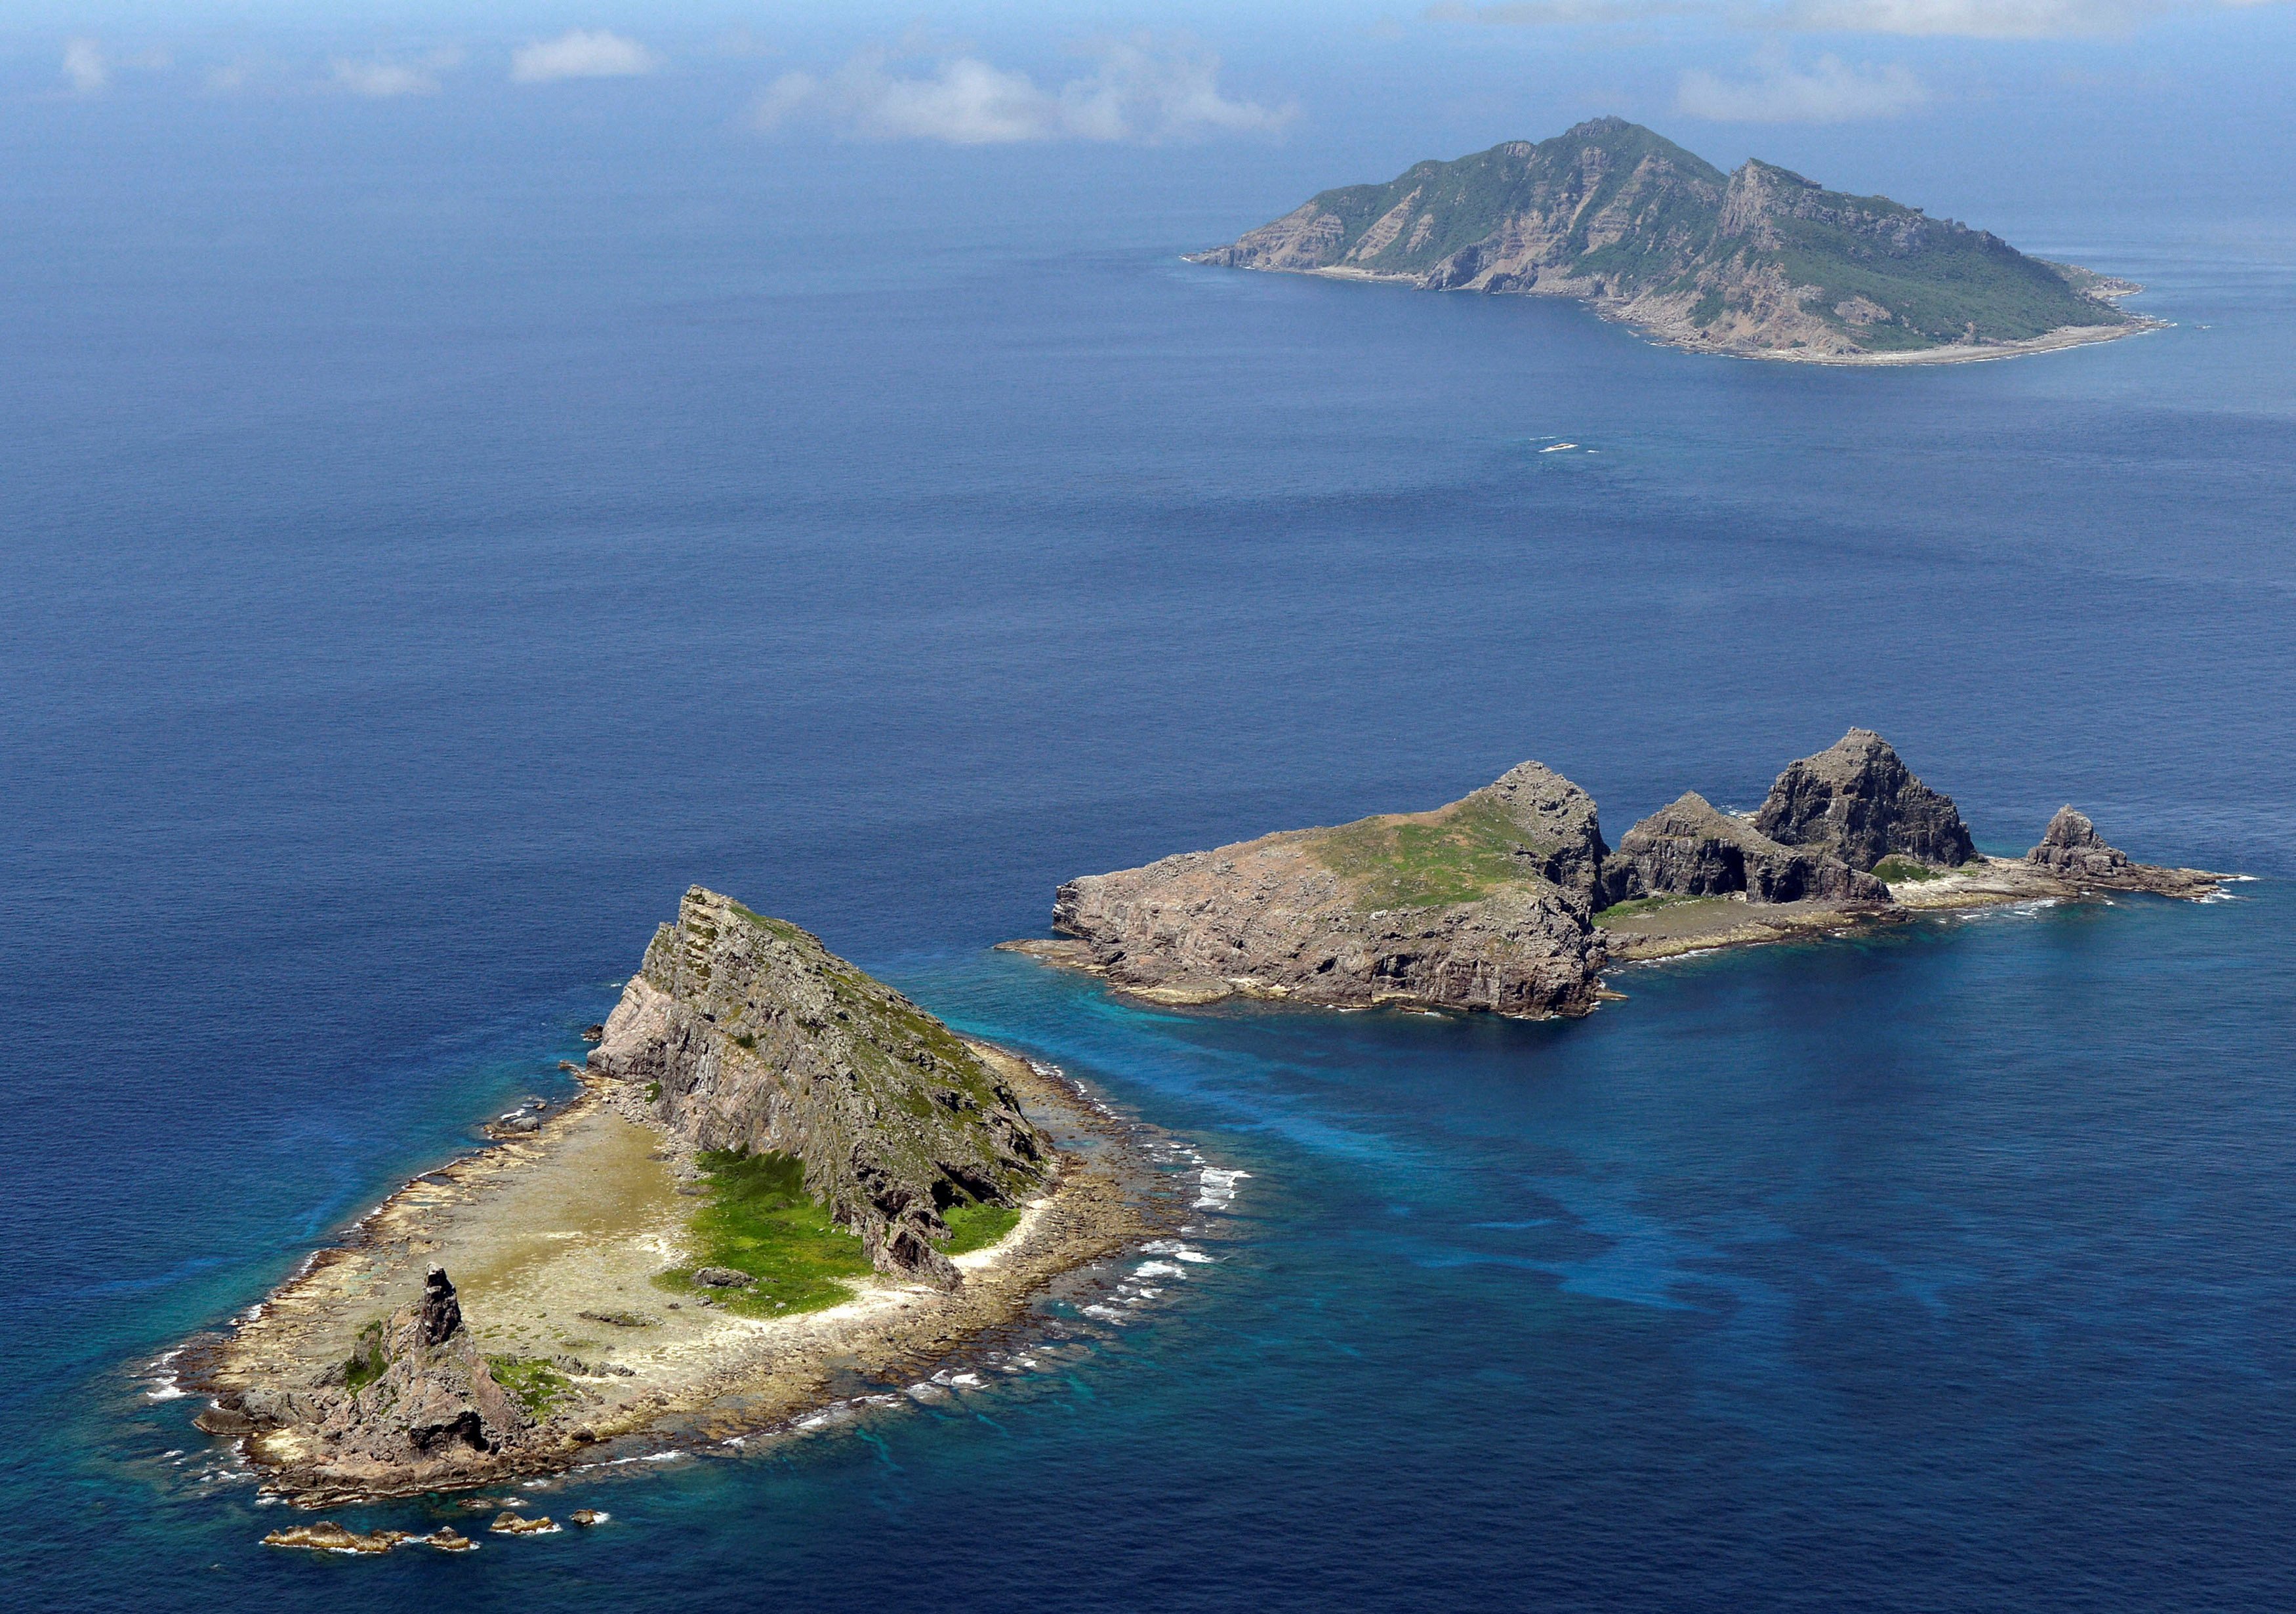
331,49 -> 461,99
62,39 -> 108,94
754,37 -> 1294,146
1432,0 -> 2286,33
1679,49 -> 1929,119
510,30 -> 657,83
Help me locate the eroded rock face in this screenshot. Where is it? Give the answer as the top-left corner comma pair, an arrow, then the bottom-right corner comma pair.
589,889 -> 1051,1288
1599,793 -> 1887,907
1753,729 -> 1976,871
2025,807 -> 2224,897
1050,763 -> 1610,1018
1466,760 -> 1611,905
300,1268 -> 527,1477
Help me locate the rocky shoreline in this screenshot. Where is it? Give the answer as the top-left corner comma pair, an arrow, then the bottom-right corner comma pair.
1014,730 -> 2231,1014
182,894 -> 1176,1506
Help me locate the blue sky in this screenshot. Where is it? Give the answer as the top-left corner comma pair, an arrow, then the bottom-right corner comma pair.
8,3 -> 2294,234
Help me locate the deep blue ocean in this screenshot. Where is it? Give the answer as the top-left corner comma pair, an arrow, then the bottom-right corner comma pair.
6,116 -> 2295,1611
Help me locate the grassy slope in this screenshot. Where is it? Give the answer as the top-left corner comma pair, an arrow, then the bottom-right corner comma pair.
1756,210 -> 2122,346
654,1149 -> 876,1316
1302,795 -> 1559,910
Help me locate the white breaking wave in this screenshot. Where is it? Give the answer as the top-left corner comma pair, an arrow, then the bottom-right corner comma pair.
1195,1167 -> 1250,1210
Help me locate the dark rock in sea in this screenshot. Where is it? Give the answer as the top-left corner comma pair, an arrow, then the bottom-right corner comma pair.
426,1527 -> 476,1552
1047,760 -> 1610,1018
581,1024 -> 605,1043
490,1510 -> 559,1535
1754,729 -> 1977,871
2025,806 -> 2226,898
262,1520 -> 407,1554
1599,793 -> 1887,907
569,1508 -> 607,1527
589,888 -> 1052,1289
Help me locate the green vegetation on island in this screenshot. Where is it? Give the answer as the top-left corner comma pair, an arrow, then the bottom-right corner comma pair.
1305,795 -> 1559,910
1191,117 -> 2138,359
654,1148 -> 876,1317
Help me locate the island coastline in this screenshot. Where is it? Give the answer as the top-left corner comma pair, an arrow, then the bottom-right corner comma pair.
184,1037 -> 1173,1508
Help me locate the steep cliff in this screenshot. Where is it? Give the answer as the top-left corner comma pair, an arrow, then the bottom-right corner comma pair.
589,888 -> 1050,1287
1188,117 -> 2136,360
1599,792 -> 1886,907
1753,730 -> 1977,871
1048,762 -> 1610,1018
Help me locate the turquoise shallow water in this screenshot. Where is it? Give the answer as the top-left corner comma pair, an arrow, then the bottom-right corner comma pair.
5,121 -> 2295,1609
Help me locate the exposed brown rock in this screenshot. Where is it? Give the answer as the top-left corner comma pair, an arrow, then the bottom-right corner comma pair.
588,889 -> 1052,1288
310,1268 -> 527,1477
2025,807 -> 2226,898
1048,762 -> 1609,1018
1599,792 -> 1886,907
1753,729 -> 1977,871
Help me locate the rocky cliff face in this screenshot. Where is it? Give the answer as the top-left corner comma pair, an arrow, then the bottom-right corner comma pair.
1753,730 -> 1977,871
2025,806 -> 2224,897
590,888 -> 1050,1287
1600,792 -> 1887,907
1189,117 -> 2133,359
1050,764 -> 1610,1018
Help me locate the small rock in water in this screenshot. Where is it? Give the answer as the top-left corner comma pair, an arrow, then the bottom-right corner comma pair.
426,1527 -> 476,1552
568,1508 -> 607,1527
263,1520 -> 404,1554
489,1510 -> 560,1535
582,1024 -> 605,1043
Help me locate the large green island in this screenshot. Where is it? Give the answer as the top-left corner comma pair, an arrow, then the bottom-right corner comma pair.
1189,117 -> 2156,363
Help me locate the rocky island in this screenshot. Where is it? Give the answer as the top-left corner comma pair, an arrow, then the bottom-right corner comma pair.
1189,117 -> 2154,363
188,888 -> 1162,1504
1009,730 -> 2228,1016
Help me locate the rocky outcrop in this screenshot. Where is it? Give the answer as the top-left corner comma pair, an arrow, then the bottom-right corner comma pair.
1467,760 -> 1611,905
259,1268 -> 531,1483
1191,117 -> 2136,360
1599,793 -> 1887,907
1048,763 -> 1610,1018
1753,730 -> 1977,871
589,888 -> 1051,1288
2025,806 -> 2226,898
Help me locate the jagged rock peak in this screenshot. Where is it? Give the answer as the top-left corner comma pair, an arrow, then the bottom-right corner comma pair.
415,1267 -> 461,1347
1599,791 -> 1887,908
1753,729 -> 1977,872
588,887 -> 1052,1289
